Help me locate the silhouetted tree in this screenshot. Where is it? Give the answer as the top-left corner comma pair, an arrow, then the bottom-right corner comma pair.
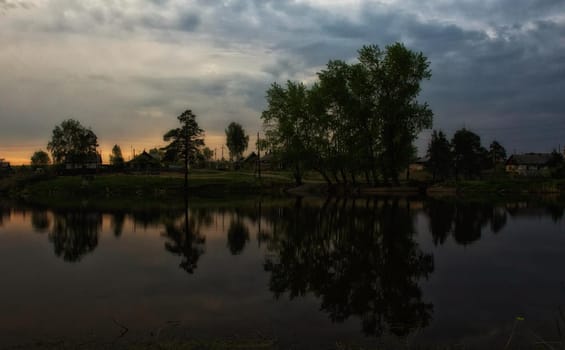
163,110 -> 205,189
262,81 -> 314,185
202,147 -> 214,166
225,122 -> 249,162
370,44 -> 433,184
426,130 -> 452,181
30,150 -> 51,169
110,144 -> 125,169
47,119 -> 98,166
451,128 -> 484,179
488,141 -> 507,167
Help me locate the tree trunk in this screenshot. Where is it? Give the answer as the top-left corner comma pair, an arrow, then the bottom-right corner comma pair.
340,168 -> 348,184
294,165 -> 303,186
317,169 -> 332,185
184,153 -> 189,192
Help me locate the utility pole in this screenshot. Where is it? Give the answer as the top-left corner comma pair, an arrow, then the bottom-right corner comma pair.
221,145 -> 224,161
257,132 -> 261,180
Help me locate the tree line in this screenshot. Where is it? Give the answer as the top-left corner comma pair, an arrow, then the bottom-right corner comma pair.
28,112 -> 252,176
426,129 -> 506,181
261,43 -> 433,186
426,128 -> 565,181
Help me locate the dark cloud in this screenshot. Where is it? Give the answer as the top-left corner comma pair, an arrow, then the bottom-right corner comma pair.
177,12 -> 201,32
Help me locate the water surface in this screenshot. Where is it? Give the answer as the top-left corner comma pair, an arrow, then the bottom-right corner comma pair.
0,197 -> 564,348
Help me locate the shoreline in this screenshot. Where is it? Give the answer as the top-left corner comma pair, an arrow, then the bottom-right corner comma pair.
2,173 -> 565,203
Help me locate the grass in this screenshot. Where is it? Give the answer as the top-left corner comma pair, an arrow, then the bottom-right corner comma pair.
11,170 -> 295,200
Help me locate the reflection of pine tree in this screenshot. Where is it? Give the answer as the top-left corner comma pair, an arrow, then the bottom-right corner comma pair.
263,198 -> 434,337
48,211 -> 101,262
162,208 -> 206,274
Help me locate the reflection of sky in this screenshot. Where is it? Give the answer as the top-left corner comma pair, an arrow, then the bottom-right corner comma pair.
0,203 -> 564,348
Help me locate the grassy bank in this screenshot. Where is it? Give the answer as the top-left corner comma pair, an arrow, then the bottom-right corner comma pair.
1,170 -> 294,201
429,178 -> 565,195
3,170 -> 565,202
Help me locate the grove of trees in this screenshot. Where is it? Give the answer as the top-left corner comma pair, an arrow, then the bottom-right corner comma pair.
261,43 -> 433,185
426,128 -> 507,181
47,119 -> 99,166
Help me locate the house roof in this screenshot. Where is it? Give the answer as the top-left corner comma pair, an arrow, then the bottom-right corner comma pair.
129,151 -> 160,164
243,152 -> 257,162
506,153 -> 552,166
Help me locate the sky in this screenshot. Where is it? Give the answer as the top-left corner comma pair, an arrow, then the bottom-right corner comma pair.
1,0 -> 564,164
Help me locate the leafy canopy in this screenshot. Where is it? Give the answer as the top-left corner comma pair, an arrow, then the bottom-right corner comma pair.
225,122 -> 249,161
31,150 -> 51,168
47,119 -> 98,165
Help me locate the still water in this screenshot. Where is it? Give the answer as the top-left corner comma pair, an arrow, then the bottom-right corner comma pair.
0,197 -> 564,348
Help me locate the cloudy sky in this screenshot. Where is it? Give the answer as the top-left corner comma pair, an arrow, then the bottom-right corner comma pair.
1,0 -> 564,164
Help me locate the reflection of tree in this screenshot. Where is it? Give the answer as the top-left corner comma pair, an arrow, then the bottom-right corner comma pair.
426,199 -> 509,246
162,199 -> 206,274
48,211 -> 101,262
263,198 -> 434,337
131,210 -> 167,230
490,207 -> 507,233
0,205 -> 10,228
227,214 -> 250,255
111,212 -> 125,237
31,210 -> 51,233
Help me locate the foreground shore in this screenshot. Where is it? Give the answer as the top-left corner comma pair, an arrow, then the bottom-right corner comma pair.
2,171 -> 565,201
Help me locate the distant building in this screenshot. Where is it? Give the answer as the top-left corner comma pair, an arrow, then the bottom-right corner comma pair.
0,158 -> 12,177
409,157 -> 429,172
127,151 -> 161,174
505,153 -> 552,176
64,153 -> 102,173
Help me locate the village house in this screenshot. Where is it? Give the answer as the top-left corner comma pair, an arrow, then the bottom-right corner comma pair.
409,156 -> 429,172
127,150 -> 161,174
0,158 -> 12,177
505,153 -> 553,176
64,153 -> 102,174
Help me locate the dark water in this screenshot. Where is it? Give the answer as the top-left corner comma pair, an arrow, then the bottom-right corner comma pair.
0,197 -> 564,348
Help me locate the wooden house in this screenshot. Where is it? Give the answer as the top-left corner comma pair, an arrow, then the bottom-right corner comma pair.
128,151 -> 161,174
505,153 -> 552,176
